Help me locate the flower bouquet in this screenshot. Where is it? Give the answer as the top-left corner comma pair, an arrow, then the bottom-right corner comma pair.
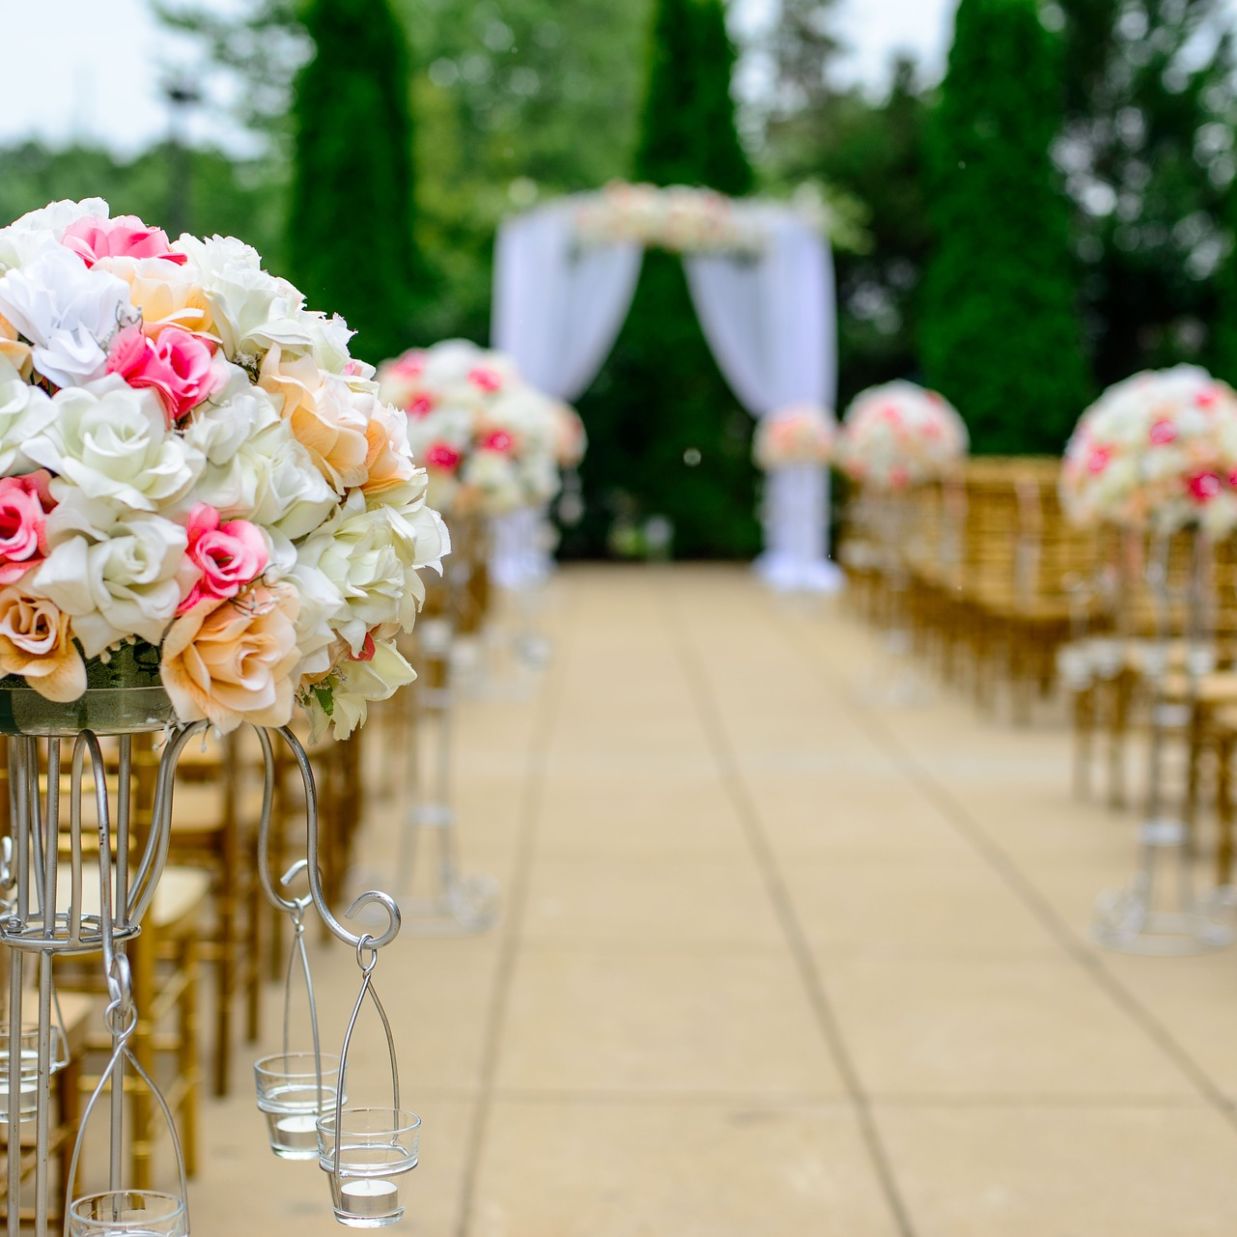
754,404 -> 835,470
1060,366 -> 1237,535
377,340 -> 560,517
550,400 -> 587,471
573,182 -> 764,255
835,381 -> 968,490
0,199 -> 448,739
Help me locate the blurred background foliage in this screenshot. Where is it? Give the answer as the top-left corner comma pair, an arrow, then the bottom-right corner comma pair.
1,0 -> 1235,552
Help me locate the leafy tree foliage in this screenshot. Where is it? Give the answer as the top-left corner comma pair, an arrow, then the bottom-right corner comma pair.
1056,0 -> 1235,384
572,0 -> 759,558
289,0 -> 417,364
921,0 -> 1088,452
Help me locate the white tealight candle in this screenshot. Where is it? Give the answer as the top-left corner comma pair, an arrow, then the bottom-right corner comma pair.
340,1178 -> 399,1218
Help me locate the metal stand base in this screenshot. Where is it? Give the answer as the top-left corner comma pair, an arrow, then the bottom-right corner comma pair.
1093,887 -> 1235,955
1093,820 -> 1235,955
397,873 -> 500,936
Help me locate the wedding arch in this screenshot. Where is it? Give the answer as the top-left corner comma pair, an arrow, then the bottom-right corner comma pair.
490,183 -> 840,589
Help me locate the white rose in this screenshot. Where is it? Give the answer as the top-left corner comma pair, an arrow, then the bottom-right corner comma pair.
298,492 -> 447,653
34,506 -> 187,656
0,249 -> 135,388
26,377 -> 202,512
193,416 -> 337,540
308,638 -> 415,742
183,360 -> 281,465
0,199 -> 109,274
285,558 -> 345,679
173,234 -> 314,361
0,355 -> 56,475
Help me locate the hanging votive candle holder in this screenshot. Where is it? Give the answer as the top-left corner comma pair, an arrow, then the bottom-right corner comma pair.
255,1051 -> 343,1159
68,1190 -> 188,1236
0,1022 -> 67,1123
317,1107 -> 420,1228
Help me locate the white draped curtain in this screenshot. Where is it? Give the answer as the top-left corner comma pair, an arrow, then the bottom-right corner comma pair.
489,196 -> 838,591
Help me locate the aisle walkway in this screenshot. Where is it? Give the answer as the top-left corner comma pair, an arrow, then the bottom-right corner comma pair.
193,566 -> 1237,1235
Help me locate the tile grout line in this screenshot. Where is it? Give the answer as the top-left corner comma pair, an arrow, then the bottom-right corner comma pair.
772,598 -> 1237,1133
453,595 -> 573,1237
661,577 -> 919,1237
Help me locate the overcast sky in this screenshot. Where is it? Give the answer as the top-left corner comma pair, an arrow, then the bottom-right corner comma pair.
0,0 -> 953,156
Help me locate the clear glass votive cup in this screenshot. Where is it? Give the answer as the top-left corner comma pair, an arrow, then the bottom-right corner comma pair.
0,1024 -> 67,1123
68,1190 -> 187,1236
254,1051 -> 342,1160
316,1107 -> 421,1229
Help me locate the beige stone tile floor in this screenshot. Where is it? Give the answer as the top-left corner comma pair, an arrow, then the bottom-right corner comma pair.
185,565 -> 1237,1234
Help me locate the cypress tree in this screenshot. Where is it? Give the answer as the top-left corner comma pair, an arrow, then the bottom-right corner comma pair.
289,0 -> 416,363
920,0 -> 1088,453
573,0 -> 759,559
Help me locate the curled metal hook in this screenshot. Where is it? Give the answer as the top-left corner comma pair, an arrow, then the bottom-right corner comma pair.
274,726 -> 401,952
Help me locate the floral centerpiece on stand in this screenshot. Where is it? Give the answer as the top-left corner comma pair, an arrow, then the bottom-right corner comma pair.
0,198 -> 448,739
753,403 -> 835,471
1060,365 -> 1237,535
550,400 -> 587,471
376,339 -> 560,518
835,381 -> 968,490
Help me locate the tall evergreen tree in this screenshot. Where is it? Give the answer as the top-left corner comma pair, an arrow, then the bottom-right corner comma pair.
289,0 -> 417,363
574,0 -> 758,558
920,0 -> 1088,453
1058,0 -> 1234,384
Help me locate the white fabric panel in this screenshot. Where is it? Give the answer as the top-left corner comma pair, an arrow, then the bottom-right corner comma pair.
492,200 -> 643,402
491,200 -> 840,591
756,464 -> 843,593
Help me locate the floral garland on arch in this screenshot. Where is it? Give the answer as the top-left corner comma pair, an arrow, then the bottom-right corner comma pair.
835,381 -> 968,490
0,199 -> 448,740
570,181 -> 869,256
754,404 -> 835,470
1060,365 -> 1237,535
377,340 -> 561,518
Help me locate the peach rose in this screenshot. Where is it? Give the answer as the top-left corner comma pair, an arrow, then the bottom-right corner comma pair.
105,258 -> 213,338
258,345 -> 368,492
160,582 -> 300,733
360,401 -> 416,499
0,314 -> 31,379
0,587 -> 86,702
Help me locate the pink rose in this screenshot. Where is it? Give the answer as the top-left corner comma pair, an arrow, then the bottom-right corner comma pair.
106,325 -> 220,422
1086,446 -> 1112,475
425,442 -> 462,472
391,350 -> 424,378
0,473 -> 54,585
1149,418 -> 1176,445
468,366 -> 503,393
481,429 -> 514,453
407,393 -> 435,418
61,215 -> 188,267
178,505 -> 269,614
1187,472 -> 1222,503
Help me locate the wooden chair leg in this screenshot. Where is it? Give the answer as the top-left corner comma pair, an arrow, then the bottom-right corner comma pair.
1216,733 -> 1234,888
179,936 -> 200,1177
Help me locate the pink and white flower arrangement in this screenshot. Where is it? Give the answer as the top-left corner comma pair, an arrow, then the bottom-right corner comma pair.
574,182 -> 765,255
753,404 -> 835,470
1060,365 -> 1237,535
835,381 -> 968,490
377,340 -> 561,517
0,199 -> 449,738
550,401 -> 587,470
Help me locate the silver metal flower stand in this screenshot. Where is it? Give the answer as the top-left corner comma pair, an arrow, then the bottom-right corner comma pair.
0,707 -> 413,1233
1093,530 -> 1235,954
